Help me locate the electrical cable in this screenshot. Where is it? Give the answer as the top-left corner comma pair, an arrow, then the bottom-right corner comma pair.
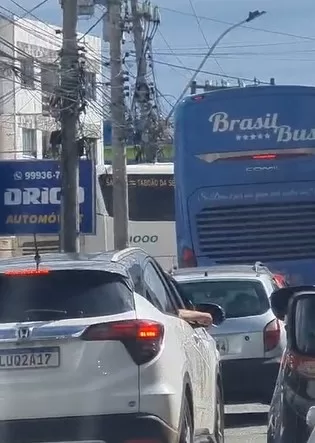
152,40 -> 315,52
128,53 -> 271,84
0,0 -> 49,33
0,5 -> 131,157
156,29 -> 193,79
78,10 -> 107,41
158,6 -> 315,43
187,0 -> 227,77
149,48 -> 315,57
0,5 -> 62,49
9,0 -> 50,16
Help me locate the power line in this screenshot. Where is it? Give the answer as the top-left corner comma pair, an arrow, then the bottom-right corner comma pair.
156,29 -> 193,78
0,5 -> 128,162
187,0 -> 226,76
0,39 -> 119,149
153,40 -> 315,51
78,10 -> 107,41
128,54 -> 271,84
0,6 -> 64,49
158,6 -> 315,42
0,0 -> 48,33
9,0 -> 49,15
147,49 -> 315,58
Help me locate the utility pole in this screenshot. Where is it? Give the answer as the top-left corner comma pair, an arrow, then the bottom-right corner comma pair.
109,0 -> 129,249
130,0 -> 153,162
60,0 -> 80,253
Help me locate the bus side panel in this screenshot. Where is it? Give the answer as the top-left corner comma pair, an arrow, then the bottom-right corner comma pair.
129,220 -> 177,270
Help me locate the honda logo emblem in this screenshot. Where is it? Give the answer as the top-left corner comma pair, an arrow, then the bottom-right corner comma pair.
16,327 -> 30,340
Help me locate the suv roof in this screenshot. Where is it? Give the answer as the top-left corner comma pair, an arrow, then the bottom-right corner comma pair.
171,262 -> 274,280
0,247 -> 150,277
0,251 -> 129,278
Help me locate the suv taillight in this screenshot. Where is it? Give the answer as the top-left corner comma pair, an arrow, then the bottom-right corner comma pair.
273,274 -> 288,287
264,319 -> 281,352
81,320 -> 164,365
285,352 -> 315,379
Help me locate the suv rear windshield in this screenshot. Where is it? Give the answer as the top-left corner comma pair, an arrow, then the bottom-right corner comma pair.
0,270 -> 134,323
177,279 -> 269,318
295,296 -> 315,354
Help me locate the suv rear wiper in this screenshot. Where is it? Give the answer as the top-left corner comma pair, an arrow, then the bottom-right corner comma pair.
24,309 -> 68,321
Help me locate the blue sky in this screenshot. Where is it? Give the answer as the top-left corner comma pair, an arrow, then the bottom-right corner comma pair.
2,0 -> 315,114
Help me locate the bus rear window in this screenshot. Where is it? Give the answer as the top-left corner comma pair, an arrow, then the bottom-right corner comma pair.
0,270 -> 134,323
99,173 -> 175,222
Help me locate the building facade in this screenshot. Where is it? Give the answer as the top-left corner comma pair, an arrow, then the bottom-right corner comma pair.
0,15 -> 104,164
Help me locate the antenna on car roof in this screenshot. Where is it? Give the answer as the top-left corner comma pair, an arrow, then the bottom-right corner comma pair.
253,261 -> 264,273
168,265 -> 177,275
33,233 -> 41,271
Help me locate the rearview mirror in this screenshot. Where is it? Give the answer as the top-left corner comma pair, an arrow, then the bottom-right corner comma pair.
270,286 -> 315,321
194,303 -> 225,326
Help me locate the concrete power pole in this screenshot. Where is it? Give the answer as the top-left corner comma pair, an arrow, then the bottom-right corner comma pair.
60,0 -> 80,253
109,0 -> 129,250
130,0 -> 153,162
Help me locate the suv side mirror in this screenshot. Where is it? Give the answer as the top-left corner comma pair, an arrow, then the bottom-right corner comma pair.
270,286 -> 315,320
194,303 -> 225,326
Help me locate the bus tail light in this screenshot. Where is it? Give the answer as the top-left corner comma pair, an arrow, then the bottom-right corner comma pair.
264,319 -> 281,352
181,247 -> 197,268
192,95 -> 204,102
252,154 -> 277,160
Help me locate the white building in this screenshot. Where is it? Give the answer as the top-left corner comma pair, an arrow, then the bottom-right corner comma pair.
0,15 -> 104,164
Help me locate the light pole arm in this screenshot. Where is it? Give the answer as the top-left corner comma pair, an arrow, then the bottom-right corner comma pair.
166,18 -> 249,122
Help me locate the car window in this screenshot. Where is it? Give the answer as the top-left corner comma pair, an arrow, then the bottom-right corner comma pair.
143,262 -> 176,314
128,263 -> 143,295
177,279 -> 269,318
294,296 -> 315,354
165,274 -> 192,310
163,274 -> 186,310
0,270 -> 134,322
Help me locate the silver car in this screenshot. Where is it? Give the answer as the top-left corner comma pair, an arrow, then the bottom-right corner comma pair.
172,263 -> 286,404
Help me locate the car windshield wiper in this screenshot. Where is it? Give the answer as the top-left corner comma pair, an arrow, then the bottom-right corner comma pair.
24,309 -> 68,321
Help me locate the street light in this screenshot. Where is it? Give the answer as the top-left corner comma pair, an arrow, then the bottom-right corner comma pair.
166,10 -> 266,121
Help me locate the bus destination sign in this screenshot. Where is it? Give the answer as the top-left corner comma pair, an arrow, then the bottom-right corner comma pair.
103,174 -> 175,188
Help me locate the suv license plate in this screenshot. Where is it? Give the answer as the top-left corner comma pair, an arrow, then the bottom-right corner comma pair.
0,346 -> 60,369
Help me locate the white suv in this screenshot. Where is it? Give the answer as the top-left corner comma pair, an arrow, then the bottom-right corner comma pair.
0,248 -> 224,443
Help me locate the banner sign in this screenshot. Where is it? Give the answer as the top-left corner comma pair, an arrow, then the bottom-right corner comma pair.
0,160 -> 95,235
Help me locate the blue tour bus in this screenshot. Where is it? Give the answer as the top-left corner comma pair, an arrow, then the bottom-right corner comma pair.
174,85 -> 315,284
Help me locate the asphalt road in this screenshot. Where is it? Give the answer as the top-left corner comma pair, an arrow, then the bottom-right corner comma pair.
225,403 -> 268,443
